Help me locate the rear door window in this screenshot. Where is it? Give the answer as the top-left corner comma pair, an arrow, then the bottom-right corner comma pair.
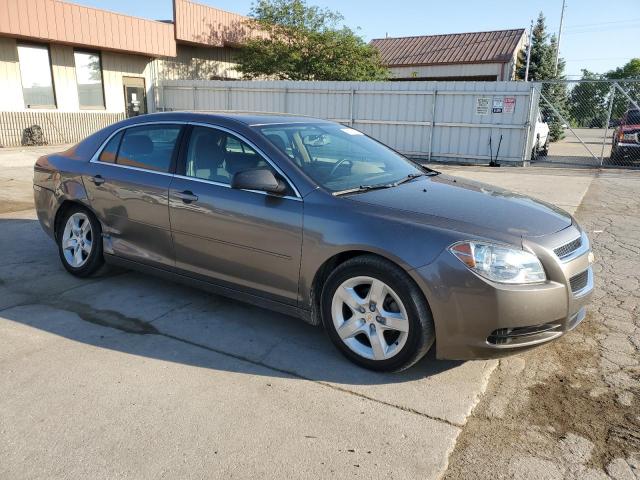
98,131 -> 123,164
116,125 -> 182,172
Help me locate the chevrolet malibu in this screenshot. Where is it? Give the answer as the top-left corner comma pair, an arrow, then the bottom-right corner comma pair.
33,113 -> 594,371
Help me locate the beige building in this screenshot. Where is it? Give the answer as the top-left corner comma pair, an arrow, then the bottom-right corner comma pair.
370,29 -> 527,81
0,0 -> 252,146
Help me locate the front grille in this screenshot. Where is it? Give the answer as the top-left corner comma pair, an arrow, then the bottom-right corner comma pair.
487,323 -> 562,346
554,237 -> 582,259
570,270 -> 589,293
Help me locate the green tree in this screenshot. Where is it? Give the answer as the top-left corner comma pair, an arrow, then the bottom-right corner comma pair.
606,58 -> 640,120
516,13 -> 555,81
568,70 -> 609,127
234,0 -> 388,81
517,14 -> 570,141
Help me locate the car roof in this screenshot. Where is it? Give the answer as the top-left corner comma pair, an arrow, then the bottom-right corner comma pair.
126,111 -> 335,127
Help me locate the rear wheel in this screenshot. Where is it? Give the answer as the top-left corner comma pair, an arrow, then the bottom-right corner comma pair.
540,138 -> 549,157
57,206 -> 104,277
531,137 -> 540,161
321,255 -> 435,372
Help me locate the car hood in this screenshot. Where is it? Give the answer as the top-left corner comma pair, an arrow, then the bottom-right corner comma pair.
346,174 -> 572,238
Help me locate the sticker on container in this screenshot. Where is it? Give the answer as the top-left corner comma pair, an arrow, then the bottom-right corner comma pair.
504,97 -> 516,114
475,96 -> 491,115
492,96 -> 504,114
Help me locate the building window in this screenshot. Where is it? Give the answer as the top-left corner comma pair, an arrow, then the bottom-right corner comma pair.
74,51 -> 105,109
17,44 -> 56,108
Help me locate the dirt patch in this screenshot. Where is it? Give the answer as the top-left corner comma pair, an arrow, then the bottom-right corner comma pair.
527,364 -> 639,470
445,175 -> 640,479
445,315 -> 639,479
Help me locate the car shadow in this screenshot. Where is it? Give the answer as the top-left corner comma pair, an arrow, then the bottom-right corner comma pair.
0,217 -> 466,387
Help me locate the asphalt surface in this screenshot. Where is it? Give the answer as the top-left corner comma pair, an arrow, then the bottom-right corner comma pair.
2,145 -> 631,479
535,128 -> 614,167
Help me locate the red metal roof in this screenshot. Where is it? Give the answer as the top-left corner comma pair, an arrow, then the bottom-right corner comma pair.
370,29 -> 526,67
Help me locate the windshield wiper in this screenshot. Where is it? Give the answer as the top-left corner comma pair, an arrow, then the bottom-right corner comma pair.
332,183 -> 396,196
393,172 -> 426,186
333,172 -> 432,196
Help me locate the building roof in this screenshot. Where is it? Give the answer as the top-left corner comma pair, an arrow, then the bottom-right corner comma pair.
370,29 -> 526,67
0,0 -> 175,57
0,0 -> 262,58
174,0 -> 266,48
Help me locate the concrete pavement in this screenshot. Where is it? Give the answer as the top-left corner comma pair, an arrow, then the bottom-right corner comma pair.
0,145 -> 597,478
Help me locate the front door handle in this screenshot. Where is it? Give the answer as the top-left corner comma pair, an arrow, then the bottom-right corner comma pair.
175,191 -> 199,203
91,175 -> 105,186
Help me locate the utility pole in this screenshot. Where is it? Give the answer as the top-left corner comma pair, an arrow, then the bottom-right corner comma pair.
554,0 -> 566,76
524,20 -> 533,81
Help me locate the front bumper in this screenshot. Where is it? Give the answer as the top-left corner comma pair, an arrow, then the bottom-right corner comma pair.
615,143 -> 640,159
410,224 -> 594,360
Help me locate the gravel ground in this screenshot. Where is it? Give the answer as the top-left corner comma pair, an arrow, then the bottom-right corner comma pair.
444,172 -> 640,479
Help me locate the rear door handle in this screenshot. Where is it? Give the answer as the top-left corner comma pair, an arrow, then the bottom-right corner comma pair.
91,175 -> 105,186
174,190 -> 199,203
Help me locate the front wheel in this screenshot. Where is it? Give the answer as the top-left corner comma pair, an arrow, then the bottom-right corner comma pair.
57,205 -> 104,277
321,255 -> 435,372
607,146 -> 622,165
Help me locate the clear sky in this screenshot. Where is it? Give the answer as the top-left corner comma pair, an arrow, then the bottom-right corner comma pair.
73,0 -> 639,78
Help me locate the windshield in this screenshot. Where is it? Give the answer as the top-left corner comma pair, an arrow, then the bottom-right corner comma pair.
256,124 -> 422,193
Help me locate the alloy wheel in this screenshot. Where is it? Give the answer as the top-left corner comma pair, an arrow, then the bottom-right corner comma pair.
330,276 -> 409,361
61,212 -> 93,268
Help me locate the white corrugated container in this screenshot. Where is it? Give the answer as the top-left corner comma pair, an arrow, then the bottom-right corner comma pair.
156,80 -> 535,165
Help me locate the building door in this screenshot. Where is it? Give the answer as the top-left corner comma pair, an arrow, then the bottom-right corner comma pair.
123,76 -> 147,117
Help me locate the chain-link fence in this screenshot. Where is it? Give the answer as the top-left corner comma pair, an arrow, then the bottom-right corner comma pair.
529,79 -> 640,168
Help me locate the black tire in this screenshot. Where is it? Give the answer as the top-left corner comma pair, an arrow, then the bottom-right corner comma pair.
605,147 -> 619,166
540,138 -> 549,157
321,255 -> 435,372
610,147 -> 623,165
531,137 -> 540,161
57,205 -> 105,277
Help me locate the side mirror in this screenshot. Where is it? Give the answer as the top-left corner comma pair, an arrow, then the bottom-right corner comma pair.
231,168 -> 287,195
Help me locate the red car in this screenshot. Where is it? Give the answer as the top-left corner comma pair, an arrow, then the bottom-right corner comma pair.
611,109 -> 640,163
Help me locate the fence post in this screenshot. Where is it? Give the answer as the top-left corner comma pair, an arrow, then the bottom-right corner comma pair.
522,83 -> 538,165
192,86 -> 197,111
349,89 -> 355,126
160,85 -> 165,112
428,90 -> 437,162
284,87 -> 289,114
600,85 -> 616,165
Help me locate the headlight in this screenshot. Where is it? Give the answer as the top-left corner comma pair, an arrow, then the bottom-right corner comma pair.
449,241 -> 546,284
